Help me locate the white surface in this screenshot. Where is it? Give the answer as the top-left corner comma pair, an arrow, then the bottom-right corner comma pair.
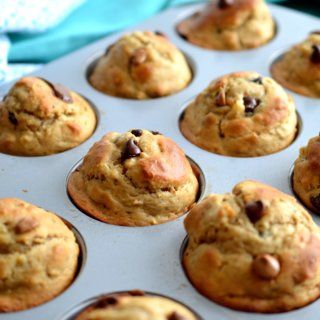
0,3 -> 319,320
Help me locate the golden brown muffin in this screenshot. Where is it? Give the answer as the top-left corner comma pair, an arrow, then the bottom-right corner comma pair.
183,180 -> 320,313
89,31 -> 192,99
75,290 -> 199,320
0,77 -> 96,156
68,129 -> 199,226
177,0 -> 275,50
180,71 -> 297,157
0,198 -> 79,312
271,32 -> 320,98
293,134 -> 320,213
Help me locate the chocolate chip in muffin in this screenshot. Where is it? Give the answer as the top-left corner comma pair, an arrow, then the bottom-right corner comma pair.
252,254 -> 280,280
94,295 -> 119,309
245,200 -> 265,223
155,31 -> 167,37
41,78 -> 73,103
310,194 -> 320,211
51,83 -> 73,103
310,45 -> 320,64
15,217 -> 39,234
131,48 -> 147,65
251,77 -> 263,85
243,96 -> 261,114
8,111 -> 18,126
215,90 -> 226,106
168,311 -> 187,320
128,289 -> 145,296
218,0 -> 234,9
151,131 -> 161,135
122,138 -> 141,161
131,129 -> 143,137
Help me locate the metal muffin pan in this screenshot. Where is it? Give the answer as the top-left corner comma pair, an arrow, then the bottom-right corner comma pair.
0,3 -> 319,320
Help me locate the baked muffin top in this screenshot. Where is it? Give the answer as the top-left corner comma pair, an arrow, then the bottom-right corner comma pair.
0,198 -> 79,312
68,129 -> 199,226
183,180 -> 320,313
180,71 -> 297,157
177,0 -> 275,50
89,31 -> 192,99
0,77 -> 96,156
271,32 -> 320,98
75,291 -> 199,320
293,134 -> 320,213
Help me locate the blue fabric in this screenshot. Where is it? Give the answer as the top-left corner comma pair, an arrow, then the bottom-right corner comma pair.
8,0 -> 284,64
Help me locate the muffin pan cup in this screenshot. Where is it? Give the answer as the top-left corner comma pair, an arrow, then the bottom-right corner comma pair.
0,3 -> 320,320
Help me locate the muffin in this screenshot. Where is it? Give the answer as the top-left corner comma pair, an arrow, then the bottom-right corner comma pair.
293,134 -> 320,213
68,129 -> 199,226
271,32 -> 320,98
183,180 -> 320,313
177,0 -> 275,50
75,290 -> 199,320
180,71 -> 297,157
0,198 -> 79,312
0,77 -> 96,156
89,31 -> 192,99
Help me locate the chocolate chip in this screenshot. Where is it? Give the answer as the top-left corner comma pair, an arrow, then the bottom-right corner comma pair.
168,311 -> 187,320
8,112 -> 18,126
243,96 -> 260,114
151,131 -> 161,135
41,78 -> 73,103
122,138 -> 141,161
252,254 -> 280,280
95,295 -> 119,309
310,194 -> 320,211
218,0 -> 234,9
131,129 -> 143,137
252,77 -> 263,85
128,290 -> 145,296
155,31 -> 166,37
215,90 -> 226,106
51,83 -> 73,103
15,218 -> 39,234
245,200 -> 265,223
131,48 -> 147,65
310,45 -> 320,64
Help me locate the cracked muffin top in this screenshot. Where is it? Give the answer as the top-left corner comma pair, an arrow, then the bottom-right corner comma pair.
89,31 -> 192,99
293,134 -> 320,213
271,33 -> 320,98
180,71 -> 297,157
75,290 -> 199,320
67,129 -> 199,226
177,0 -> 275,50
183,180 -> 320,313
0,77 -> 96,156
0,198 -> 79,312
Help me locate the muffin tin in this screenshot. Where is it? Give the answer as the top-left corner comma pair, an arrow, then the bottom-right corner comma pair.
0,2 -> 320,320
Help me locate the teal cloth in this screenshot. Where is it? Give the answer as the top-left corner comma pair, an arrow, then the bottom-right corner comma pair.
8,0 -> 317,63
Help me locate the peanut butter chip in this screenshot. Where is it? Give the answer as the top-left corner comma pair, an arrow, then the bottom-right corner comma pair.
15,218 -> 39,234
131,48 -> 147,65
252,254 -> 280,280
168,311 -> 187,320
